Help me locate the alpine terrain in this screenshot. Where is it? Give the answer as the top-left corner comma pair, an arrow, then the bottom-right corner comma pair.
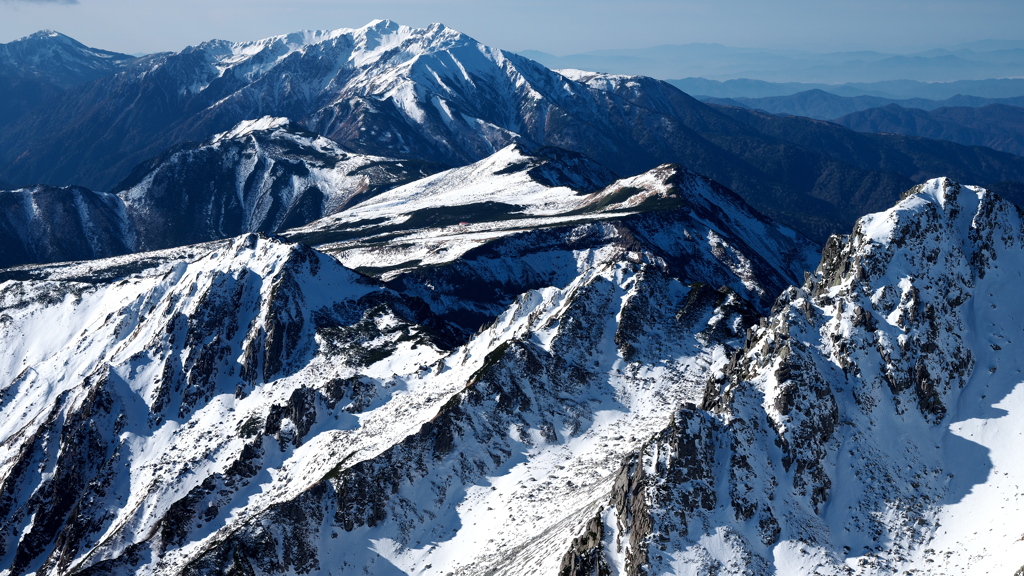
4,22 -> 1024,242
0,150 -> 819,575
0,18 -> 1022,576
0,118 -> 439,269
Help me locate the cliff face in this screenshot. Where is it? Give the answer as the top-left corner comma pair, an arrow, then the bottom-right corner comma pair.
574,178 -> 1024,575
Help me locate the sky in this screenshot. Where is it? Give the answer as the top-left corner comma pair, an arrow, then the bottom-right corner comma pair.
1,0 -> 1023,56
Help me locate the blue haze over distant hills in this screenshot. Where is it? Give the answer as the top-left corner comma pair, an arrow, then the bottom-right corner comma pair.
519,41 -> 1024,99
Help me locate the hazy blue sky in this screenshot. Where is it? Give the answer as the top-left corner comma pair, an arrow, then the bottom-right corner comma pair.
1,0 -> 1022,55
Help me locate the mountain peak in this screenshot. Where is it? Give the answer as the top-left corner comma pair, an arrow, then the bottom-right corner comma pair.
856,176 -> 984,245
193,20 -> 475,83
21,30 -> 73,43
901,175 -> 968,207
361,18 -> 399,32
210,116 -> 293,143
26,29 -> 58,38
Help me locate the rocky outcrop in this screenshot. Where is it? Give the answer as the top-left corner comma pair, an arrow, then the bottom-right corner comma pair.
582,178 -> 1024,575
558,512 -> 611,576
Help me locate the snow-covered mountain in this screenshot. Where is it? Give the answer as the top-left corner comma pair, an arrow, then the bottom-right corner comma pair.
564,177 -> 1024,575
3,93 -> 1023,572
0,21 -> 750,190
0,30 -> 134,89
0,156 -> 816,575
2,19 -> 1023,576
0,31 -> 136,130
117,117 -> 440,252
5,23 -> 1024,246
291,143 -> 815,332
2,20 -> 624,190
0,118 -> 440,268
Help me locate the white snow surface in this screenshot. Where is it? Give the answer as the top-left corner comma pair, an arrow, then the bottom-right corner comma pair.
210,116 -> 291,143
294,147 -> 818,293
344,145 -> 586,217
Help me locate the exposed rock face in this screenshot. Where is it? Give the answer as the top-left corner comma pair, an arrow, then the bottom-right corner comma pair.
559,512 -> 612,576
570,177 -> 1024,575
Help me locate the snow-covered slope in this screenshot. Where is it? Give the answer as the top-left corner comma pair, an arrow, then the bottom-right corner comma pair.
0,155 -> 817,575
566,177 -> 1024,575
116,117 -> 439,252
289,144 -> 818,331
0,235 -> 460,576
177,249 -> 761,576
0,118 -> 438,268
335,143 -> 614,220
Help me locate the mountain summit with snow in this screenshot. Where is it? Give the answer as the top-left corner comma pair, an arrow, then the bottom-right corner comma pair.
574,177 -> 1024,575
1,17 -> 1024,576
4,23 -> 1024,244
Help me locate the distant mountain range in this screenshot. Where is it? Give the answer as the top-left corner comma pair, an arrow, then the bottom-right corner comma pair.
834,103 -> 1024,157
694,90 -> 1024,157
671,77 -> 1024,100
519,43 -> 1024,84
4,25 -> 1024,248
699,89 -> 1024,120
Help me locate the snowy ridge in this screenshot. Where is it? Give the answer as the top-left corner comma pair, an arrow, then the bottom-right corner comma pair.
292,148 -> 816,305
210,116 -> 291,143
341,144 -> 604,218
117,117 -> 438,252
199,20 -> 425,84
568,177 -> 1024,575
0,153 -> 819,574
